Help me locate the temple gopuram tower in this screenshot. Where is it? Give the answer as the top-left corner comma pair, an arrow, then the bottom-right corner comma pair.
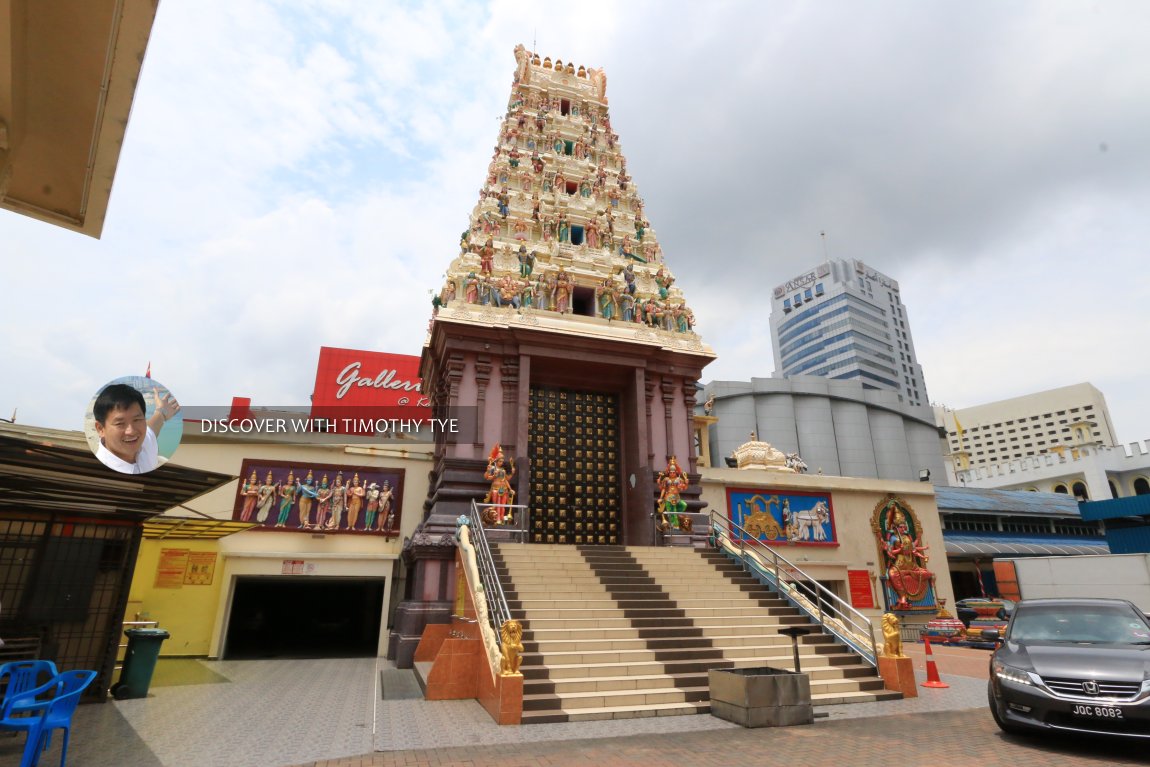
390,46 -> 714,665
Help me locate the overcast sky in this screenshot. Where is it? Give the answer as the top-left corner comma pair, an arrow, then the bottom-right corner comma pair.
3,0 -> 1149,446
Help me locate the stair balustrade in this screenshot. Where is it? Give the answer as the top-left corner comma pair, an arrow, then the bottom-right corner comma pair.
709,511 -> 878,666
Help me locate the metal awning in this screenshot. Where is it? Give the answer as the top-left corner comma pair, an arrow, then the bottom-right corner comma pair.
0,429 -> 233,518
143,517 -> 256,540
944,534 -> 1110,557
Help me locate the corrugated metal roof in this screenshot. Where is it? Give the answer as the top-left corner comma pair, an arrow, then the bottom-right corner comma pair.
935,485 -> 1082,517
1080,495 -> 1150,521
944,532 -> 1109,557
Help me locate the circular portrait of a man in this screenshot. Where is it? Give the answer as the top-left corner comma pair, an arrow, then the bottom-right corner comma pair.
84,376 -> 183,474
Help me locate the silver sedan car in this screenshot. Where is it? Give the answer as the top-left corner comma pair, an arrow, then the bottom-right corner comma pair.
987,598 -> 1150,738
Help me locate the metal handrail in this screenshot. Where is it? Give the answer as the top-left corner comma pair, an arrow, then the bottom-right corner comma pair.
468,500 -> 514,638
473,501 -> 530,543
709,510 -> 878,666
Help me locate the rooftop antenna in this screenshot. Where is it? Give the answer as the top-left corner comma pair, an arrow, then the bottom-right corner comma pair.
533,29 -> 537,56
819,231 -> 829,260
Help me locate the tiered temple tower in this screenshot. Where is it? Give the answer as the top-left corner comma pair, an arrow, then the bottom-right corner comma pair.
389,46 -> 714,666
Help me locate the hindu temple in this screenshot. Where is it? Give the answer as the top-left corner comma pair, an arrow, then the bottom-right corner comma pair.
390,45 -> 717,664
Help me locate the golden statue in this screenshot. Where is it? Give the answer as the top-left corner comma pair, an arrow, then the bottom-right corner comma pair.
742,495 -> 785,540
499,619 -> 524,676
881,613 -> 906,658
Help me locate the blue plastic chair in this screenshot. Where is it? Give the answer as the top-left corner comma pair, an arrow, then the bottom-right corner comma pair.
0,661 -> 59,709
1,670 -> 96,767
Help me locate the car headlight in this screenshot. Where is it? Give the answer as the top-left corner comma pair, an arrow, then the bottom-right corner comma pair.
993,659 -> 1034,686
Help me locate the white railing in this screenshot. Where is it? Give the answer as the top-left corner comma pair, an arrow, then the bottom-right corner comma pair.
709,511 -> 878,666
455,515 -> 504,678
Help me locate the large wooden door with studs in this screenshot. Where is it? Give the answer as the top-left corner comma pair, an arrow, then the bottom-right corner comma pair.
527,386 -> 621,544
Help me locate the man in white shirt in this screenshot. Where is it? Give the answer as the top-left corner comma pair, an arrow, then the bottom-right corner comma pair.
93,383 -> 180,474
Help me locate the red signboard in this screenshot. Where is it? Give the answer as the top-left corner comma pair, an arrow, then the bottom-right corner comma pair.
847,569 -> 875,609
310,347 -> 430,431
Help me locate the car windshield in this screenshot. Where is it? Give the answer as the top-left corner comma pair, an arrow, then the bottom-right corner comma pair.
1009,604 -> 1150,644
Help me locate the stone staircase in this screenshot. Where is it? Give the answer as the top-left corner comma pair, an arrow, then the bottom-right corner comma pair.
490,542 -> 899,723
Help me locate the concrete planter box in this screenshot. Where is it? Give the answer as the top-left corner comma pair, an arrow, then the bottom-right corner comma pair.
709,667 -> 813,728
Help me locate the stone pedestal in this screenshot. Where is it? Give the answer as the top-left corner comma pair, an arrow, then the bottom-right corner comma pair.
708,667 -> 813,727
877,655 -> 918,698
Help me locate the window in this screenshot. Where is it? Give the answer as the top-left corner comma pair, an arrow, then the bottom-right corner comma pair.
783,298 -> 792,312
804,288 -> 813,301
1134,477 -> 1150,496
815,282 -> 825,295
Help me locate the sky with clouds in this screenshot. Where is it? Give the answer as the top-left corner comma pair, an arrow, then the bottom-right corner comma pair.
3,0 -> 1149,447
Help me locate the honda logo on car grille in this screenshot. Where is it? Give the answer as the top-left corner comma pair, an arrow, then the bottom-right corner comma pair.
1082,680 -> 1099,695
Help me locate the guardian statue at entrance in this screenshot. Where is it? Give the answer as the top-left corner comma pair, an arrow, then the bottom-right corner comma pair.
656,456 -> 691,532
483,444 -> 516,525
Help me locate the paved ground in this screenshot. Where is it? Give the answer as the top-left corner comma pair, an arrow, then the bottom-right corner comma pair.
3,644 -> 1146,767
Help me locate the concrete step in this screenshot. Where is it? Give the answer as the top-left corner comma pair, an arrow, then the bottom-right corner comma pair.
481,542 -> 896,723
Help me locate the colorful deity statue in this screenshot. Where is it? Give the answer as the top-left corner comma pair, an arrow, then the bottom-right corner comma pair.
255,471 -> 277,524
314,474 -> 332,528
239,470 -> 260,521
298,469 -> 318,528
554,268 -> 573,314
275,471 -> 297,528
656,456 -> 689,532
464,272 -> 480,304
654,266 -> 674,298
877,498 -> 935,610
480,238 -> 496,275
597,277 -> 618,320
483,445 -> 516,525
347,472 -> 365,530
329,472 -> 347,530
364,482 -> 381,531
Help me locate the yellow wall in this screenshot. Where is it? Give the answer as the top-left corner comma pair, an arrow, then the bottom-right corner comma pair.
122,437 -> 435,657
129,539 -> 226,656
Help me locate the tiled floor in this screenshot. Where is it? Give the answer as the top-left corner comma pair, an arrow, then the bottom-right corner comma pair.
1,648 -> 992,767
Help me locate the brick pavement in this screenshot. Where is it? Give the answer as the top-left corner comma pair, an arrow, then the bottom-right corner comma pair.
300,708 -> 1149,767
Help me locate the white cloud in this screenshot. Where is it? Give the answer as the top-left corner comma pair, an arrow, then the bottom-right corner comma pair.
2,0 -> 1149,449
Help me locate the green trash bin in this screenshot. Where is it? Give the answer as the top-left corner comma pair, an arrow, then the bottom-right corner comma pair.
111,628 -> 170,700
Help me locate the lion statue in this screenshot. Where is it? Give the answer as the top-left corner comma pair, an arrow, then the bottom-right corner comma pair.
881,612 -> 905,658
499,619 -> 524,676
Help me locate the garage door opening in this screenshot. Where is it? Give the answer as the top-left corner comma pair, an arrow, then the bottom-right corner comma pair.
224,576 -> 385,659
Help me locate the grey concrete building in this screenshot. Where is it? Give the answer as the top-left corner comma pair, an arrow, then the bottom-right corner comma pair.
703,376 -> 947,483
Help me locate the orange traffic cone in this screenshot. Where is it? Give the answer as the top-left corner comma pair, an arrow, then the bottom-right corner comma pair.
921,636 -> 949,689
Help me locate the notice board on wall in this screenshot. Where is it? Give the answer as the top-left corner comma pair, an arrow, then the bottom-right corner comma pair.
847,569 -> 875,609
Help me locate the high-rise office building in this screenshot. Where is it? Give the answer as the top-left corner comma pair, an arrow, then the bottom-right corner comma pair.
768,259 -> 928,407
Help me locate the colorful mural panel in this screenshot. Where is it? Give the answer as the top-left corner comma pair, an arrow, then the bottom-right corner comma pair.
725,488 -> 838,546
233,458 -> 403,536
871,495 -> 937,613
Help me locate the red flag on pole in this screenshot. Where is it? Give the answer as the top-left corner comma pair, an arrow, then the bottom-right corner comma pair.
145,361 -> 152,378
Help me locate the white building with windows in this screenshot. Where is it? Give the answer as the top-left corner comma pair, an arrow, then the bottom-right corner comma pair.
769,259 -> 928,408
934,383 -> 1150,501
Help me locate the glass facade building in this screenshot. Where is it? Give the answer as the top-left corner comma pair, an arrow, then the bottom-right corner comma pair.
769,259 -> 928,407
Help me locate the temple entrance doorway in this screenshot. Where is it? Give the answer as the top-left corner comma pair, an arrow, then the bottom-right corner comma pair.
527,386 -> 621,544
